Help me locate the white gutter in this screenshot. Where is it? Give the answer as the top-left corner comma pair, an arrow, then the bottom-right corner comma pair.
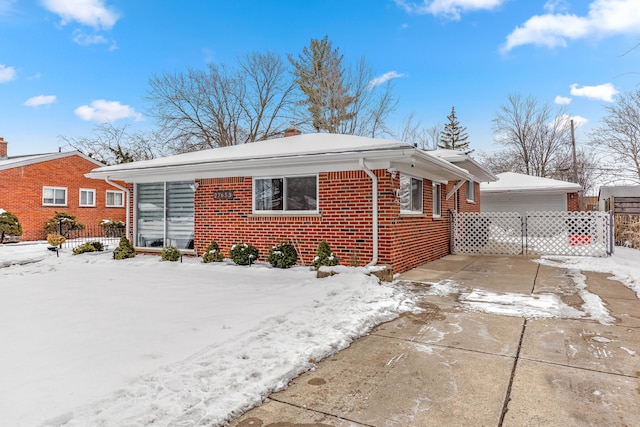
359,158 -> 378,267
105,177 -> 131,241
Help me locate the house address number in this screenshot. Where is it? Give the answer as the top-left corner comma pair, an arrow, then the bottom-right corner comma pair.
213,190 -> 235,200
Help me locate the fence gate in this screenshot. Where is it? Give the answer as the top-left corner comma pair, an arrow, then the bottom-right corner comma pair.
452,211 -> 613,257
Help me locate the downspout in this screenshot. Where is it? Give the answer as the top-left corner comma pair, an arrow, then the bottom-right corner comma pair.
105,177 -> 131,241
359,158 -> 378,267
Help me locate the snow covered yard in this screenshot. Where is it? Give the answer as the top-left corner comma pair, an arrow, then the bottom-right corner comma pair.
0,244 -> 414,426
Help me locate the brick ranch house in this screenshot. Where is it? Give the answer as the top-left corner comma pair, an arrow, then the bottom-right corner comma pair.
0,137 -> 126,241
87,133 -> 496,274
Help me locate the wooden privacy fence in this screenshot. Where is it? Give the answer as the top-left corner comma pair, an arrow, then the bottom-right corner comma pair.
452,211 -> 613,257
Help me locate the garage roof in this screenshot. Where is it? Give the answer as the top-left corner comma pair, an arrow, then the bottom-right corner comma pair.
481,172 -> 581,193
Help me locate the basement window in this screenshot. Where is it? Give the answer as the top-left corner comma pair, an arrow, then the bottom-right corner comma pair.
253,175 -> 318,213
43,186 -> 67,206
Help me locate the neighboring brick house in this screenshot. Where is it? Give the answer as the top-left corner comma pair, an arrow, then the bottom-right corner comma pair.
0,137 -> 126,241
88,133 -> 495,274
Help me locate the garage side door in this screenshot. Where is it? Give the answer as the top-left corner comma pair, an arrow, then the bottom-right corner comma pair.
482,193 -> 566,214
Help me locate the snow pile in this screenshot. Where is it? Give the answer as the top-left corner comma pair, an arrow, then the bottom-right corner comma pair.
538,247 -> 640,299
460,290 -> 585,319
0,245 -> 414,427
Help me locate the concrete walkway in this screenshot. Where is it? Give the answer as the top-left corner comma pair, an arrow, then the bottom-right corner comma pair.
229,255 -> 640,427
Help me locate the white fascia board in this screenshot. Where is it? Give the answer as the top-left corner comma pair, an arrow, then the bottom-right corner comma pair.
87,148 -> 408,182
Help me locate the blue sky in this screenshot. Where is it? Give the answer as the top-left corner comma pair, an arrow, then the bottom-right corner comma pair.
1,0 -> 639,156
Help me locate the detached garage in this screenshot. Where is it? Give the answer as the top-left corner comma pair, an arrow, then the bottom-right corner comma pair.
480,172 -> 581,214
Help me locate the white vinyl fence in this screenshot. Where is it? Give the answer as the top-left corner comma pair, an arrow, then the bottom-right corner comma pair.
452,211 -> 613,257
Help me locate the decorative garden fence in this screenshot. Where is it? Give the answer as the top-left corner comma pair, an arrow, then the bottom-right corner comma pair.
452,211 -> 613,257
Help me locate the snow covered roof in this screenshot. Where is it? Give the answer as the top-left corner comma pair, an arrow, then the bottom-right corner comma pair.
87,133 -> 486,184
598,185 -> 640,200
429,149 -> 497,183
480,172 -> 581,193
0,151 -> 105,171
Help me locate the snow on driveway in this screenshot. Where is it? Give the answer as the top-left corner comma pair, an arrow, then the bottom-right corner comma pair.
0,245 -> 415,426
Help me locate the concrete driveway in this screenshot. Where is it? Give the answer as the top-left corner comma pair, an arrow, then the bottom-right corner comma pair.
229,255 -> 640,426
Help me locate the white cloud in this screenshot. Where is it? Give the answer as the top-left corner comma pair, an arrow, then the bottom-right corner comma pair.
554,95 -> 572,105
395,0 -> 505,20
42,0 -> 119,29
544,0 -> 569,13
570,83 -> 619,102
555,113 -> 588,128
73,30 -> 107,46
0,64 -> 16,82
503,0 -> 640,52
0,0 -> 16,15
74,100 -> 142,122
368,71 -> 406,88
24,95 -> 57,107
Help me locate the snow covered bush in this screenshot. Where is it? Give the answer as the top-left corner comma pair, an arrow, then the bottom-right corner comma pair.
46,234 -> 66,247
202,240 -> 224,263
44,212 -> 85,237
161,246 -> 181,262
229,243 -> 259,265
72,241 -> 104,255
268,242 -> 298,269
113,237 -> 135,260
312,240 -> 339,270
0,210 -> 22,243
99,219 -> 125,237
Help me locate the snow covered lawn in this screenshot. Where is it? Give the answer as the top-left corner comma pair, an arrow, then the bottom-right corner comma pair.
0,244 -> 414,426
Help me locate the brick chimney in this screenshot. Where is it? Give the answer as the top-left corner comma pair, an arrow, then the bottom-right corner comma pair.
284,123 -> 301,138
0,137 -> 7,159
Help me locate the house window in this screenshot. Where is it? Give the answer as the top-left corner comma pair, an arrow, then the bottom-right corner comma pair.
106,190 -> 125,207
135,182 -> 195,250
79,189 -> 96,207
253,175 -> 317,213
400,175 -> 423,213
43,186 -> 67,206
433,183 -> 442,217
466,180 -> 475,202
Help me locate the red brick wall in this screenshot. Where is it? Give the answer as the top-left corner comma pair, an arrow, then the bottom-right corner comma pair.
0,155 -> 126,241
567,192 -> 579,211
184,171 -> 475,274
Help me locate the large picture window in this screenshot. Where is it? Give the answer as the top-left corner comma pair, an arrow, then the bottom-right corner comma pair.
400,175 -> 423,213
136,182 -> 195,250
43,186 -> 67,206
254,175 -> 317,213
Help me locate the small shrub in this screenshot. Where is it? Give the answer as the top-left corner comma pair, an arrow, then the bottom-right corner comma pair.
113,237 -> 136,260
312,240 -> 339,270
99,219 -> 125,237
0,210 -> 22,243
47,234 -> 66,247
202,240 -> 224,263
161,246 -> 181,262
44,212 -> 85,238
72,241 -> 104,255
229,243 -> 259,265
268,242 -> 298,269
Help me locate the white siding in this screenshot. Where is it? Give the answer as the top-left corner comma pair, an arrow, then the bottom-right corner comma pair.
482,192 -> 567,214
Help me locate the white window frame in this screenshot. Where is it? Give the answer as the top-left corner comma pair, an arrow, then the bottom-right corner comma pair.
466,180 -> 475,203
79,188 -> 96,207
106,190 -> 125,207
432,183 -> 442,218
252,175 -> 319,214
399,174 -> 424,214
42,186 -> 67,206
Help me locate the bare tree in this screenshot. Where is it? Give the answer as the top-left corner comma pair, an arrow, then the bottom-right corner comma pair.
396,112 -> 441,149
146,51 -> 296,153
60,123 -> 167,165
289,37 -> 398,137
589,89 -> 640,184
492,93 -> 571,177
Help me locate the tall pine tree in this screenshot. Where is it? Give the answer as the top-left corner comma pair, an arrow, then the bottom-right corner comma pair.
438,106 -> 472,153
288,36 -> 355,133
